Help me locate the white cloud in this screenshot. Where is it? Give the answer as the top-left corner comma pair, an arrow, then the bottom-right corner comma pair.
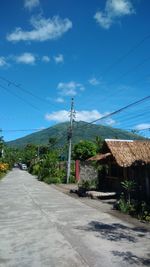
45,109 -> 116,125
89,77 -> 100,86
45,110 -> 69,122
94,0 -> 135,29
15,52 -> 36,64
134,123 -> 150,131
0,57 -> 7,67
55,97 -> 65,103
42,55 -> 50,62
24,0 -> 40,10
7,15 -> 72,42
57,81 -> 85,96
104,117 -> 116,126
76,110 -> 102,122
54,54 -> 64,64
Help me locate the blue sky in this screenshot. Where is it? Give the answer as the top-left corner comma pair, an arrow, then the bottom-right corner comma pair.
0,0 -> 150,141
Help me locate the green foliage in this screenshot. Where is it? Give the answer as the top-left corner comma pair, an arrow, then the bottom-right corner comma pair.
48,137 -> 57,149
73,140 -> 97,160
30,151 -> 66,184
44,176 -> 61,184
78,179 -> 97,191
117,194 -> 150,222
117,194 -> 136,214
94,136 -> 103,153
29,163 -> 40,175
21,144 -> 37,166
121,179 -> 136,204
137,201 -> 150,222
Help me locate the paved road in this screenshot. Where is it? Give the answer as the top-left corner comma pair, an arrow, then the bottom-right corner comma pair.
0,169 -> 150,267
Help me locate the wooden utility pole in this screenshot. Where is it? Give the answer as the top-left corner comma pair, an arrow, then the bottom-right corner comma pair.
67,98 -> 75,183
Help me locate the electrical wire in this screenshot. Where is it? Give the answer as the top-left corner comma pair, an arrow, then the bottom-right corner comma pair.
88,95 -> 150,125
0,83 -> 42,112
103,33 -> 150,75
0,75 -> 58,109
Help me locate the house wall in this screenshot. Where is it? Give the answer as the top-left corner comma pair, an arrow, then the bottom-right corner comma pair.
103,164 -> 150,201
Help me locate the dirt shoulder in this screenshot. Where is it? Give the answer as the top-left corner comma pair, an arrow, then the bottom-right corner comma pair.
52,183 -> 150,231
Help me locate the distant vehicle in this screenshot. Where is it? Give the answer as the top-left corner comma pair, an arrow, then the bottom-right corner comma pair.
20,164 -> 27,170
13,163 -> 18,168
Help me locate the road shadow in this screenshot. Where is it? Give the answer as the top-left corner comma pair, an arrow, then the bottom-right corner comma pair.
76,221 -> 148,243
112,251 -> 150,266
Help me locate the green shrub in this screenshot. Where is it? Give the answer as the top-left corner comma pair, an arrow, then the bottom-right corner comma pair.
78,179 -> 97,191
44,176 -> 61,184
38,167 -> 50,181
121,179 -> 136,204
137,201 -> 150,222
69,175 -> 76,183
32,164 -> 40,175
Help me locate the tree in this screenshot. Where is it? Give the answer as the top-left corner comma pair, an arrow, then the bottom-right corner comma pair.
73,140 -> 97,161
48,137 -> 57,149
22,144 -> 37,166
94,136 -> 103,153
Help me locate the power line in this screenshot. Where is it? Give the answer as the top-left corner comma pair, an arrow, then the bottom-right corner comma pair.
0,76 -> 59,110
72,95 -> 150,137
0,83 -> 42,112
89,95 -> 150,125
111,56 -> 150,85
130,127 -> 150,132
103,33 -> 150,75
0,76 -> 48,105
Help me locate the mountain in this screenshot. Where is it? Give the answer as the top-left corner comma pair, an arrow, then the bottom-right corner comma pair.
7,121 -> 144,148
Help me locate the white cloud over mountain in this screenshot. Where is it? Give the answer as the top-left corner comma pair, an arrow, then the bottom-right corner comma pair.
45,109 -> 116,125
134,123 -> 150,130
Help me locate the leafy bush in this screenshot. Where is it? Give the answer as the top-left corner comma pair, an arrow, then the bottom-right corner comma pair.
44,176 -> 61,184
121,179 -> 136,204
78,179 -> 97,191
38,167 -> 50,181
31,164 -> 40,176
116,193 -> 150,222
73,140 -> 97,160
137,201 -> 150,222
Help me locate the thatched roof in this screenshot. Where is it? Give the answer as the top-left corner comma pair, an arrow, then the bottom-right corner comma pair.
88,153 -> 111,161
105,140 -> 150,167
88,140 -> 150,167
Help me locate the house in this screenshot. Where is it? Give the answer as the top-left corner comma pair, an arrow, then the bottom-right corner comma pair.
88,139 -> 150,200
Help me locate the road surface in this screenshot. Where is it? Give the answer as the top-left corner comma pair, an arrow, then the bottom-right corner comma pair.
0,169 -> 150,267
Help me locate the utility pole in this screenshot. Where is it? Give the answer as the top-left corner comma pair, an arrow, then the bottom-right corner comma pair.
67,98 -> 75,183
0,129 -> 4,158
